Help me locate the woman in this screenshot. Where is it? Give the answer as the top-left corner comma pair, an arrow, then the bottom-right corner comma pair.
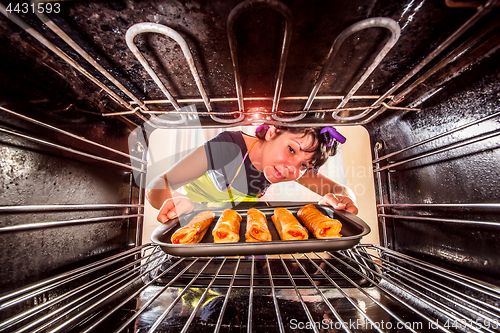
146,125 -> 358,223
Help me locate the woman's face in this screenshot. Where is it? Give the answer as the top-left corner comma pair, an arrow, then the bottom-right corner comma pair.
260,128 -> 316,183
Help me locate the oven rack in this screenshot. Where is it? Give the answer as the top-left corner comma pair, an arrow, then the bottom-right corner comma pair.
372,107 -> 500,247
2,0 -> 497,126
1,244 -> 499,333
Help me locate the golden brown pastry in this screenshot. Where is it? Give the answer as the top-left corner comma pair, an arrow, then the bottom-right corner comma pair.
297,204 -> 342,239
271,208 -> 308,241
212,209 -> 242,243
245,208 -> 272,242
171,211 -> 216,244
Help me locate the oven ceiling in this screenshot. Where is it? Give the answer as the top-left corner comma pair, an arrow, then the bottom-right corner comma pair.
0,0 -> 499,127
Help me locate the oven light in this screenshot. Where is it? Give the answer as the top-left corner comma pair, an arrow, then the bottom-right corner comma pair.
246,107 -> 271,125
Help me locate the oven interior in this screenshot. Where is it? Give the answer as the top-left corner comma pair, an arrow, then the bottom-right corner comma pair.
1,0 -> 500,332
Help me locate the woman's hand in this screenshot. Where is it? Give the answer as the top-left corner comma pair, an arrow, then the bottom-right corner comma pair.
318,192 -> 359,215
157,191 -> 194,223
145,145 -> 208,223
297,171 -> 358,214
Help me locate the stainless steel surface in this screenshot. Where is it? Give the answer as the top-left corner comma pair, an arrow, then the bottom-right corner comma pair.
106,257 -> 193,332
0,245 -> 147,305
214,257 -> 241,332
125,23 -> 184,120
246,256 -> 254,332
135,143 -> 147,249
0,106 -> 145,164
151,205 -> 371,257
373,129 -> 500,173
146,257 -> 214,333
373,142 -> 389,248
2,245 -> 499,332
104,101 -> 420,120
265,255 -> 285,333
378,214 -> 500,226
0,213 -> 143,233
0,123 -> 142,172
378,203 -> 500,209
391,17 -> 500,108
3,0 -> 494,126
135,94 -> 389,105
1,1 -> 499,332
372,110 -> 500,164
0,3 -> 134,113
0,5 -> 147,127
1,67 -> 141,293
126,22 -> 210,123
367,48 -> 500,280
303,17 -> 400,121
0,204 -> 143,213
362,0 -> 500,125
227,0 -> 294,121
32,0 -> 151,116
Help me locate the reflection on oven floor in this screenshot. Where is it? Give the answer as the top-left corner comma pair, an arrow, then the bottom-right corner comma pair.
129,248 -> 425,332
2,244 -> 499,332
133,286 -> 422,332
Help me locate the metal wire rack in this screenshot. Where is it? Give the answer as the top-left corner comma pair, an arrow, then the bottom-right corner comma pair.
2,0 -> 497,125
1,2 -> 499,332
372,107 -> 500,248
1,244 -> 499,333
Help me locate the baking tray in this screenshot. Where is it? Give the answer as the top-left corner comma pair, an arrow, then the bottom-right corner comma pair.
151,204 -> 371,257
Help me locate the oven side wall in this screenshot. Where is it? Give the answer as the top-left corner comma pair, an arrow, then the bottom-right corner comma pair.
366,49 -> 500,285
0,94 -> 140,294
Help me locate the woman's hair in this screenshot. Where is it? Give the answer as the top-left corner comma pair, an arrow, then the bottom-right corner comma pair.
255,125 -> 339,172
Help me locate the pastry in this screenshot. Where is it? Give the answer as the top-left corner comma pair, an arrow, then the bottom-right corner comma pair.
245,208 -> 272,242
297,204 -> 342,238
271,207 -> 308,241
212,209 -> 242,243
171,211 -> 216,244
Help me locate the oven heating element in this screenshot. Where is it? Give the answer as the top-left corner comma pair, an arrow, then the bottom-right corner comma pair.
1,0 -> 500,332
1,0 -> 497,124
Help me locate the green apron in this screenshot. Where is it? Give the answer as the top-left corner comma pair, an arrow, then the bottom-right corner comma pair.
183,172 -> 258,205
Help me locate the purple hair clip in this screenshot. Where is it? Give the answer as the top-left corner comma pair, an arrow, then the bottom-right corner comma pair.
256,125 -> 269,132
320,127 -> 346,145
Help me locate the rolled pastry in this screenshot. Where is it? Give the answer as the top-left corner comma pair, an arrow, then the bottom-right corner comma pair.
171,211 -> 215,244
212,209 -> 242,243
245,208 -> 272,242
297,204 -> 342,239
271,208 -> 308,241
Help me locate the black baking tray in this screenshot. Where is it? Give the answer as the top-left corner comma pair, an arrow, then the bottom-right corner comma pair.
151,204 -> 371,257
